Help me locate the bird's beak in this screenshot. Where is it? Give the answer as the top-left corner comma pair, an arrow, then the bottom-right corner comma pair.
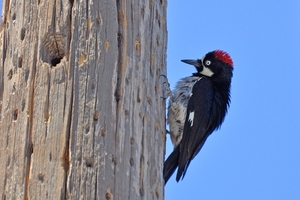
182,59 -> 214,77
181,59 -> 203,71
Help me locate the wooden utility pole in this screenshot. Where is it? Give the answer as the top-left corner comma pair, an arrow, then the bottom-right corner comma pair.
0,0 -> 167,199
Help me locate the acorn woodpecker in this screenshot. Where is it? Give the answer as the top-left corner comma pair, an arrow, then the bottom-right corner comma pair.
164,50 -> 233,183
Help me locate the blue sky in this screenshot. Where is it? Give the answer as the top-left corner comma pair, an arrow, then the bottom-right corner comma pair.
2,1 -> 299,199
165,0 -> 300,199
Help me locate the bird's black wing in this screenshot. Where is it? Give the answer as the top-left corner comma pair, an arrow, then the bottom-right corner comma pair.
176,77 -> 214,181
163,145 -> 180,184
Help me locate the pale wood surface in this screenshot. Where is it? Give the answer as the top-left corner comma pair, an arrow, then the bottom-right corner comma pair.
0,0 -> 167,199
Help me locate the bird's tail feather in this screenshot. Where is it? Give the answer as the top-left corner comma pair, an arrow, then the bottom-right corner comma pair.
163,146 -> 180,184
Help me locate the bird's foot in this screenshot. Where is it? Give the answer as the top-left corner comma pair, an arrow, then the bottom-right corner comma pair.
160,75 -> 172,99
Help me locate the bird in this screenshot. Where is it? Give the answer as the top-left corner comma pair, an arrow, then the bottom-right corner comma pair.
164,50 -> 234,184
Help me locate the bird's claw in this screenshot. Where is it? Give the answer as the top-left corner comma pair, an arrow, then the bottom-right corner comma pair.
160,74 -> 172,99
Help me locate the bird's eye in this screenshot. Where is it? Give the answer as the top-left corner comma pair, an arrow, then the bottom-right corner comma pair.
205,60 -> 211,66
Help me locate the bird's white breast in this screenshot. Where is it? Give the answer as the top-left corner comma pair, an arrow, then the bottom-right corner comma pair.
167,76 -> 202,147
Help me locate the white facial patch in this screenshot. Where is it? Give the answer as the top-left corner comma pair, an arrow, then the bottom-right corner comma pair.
201,58 -> 214,77
188,111 -> 195,127
201,66 -> 214,77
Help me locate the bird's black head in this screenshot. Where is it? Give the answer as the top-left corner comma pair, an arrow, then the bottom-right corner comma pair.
182,50 -> 233,81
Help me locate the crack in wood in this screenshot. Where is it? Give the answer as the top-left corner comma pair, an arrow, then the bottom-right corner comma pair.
24,71 -> 36,200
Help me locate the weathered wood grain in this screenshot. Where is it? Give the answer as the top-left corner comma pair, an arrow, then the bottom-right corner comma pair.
0,0 -> 167,199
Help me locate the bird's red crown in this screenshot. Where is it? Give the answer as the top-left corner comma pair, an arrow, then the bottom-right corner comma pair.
214,50 -> 233,67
